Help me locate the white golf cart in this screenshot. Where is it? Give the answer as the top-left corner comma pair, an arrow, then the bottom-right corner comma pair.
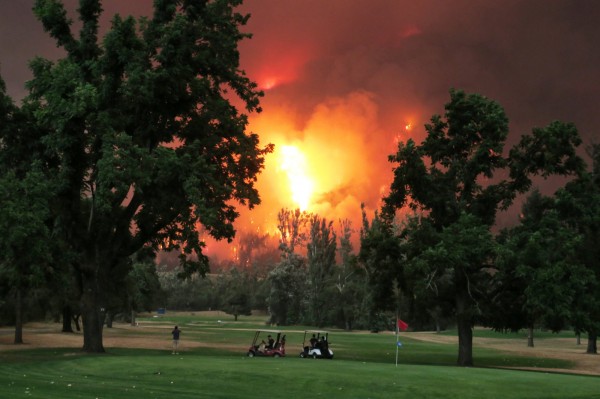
299,330 -> 333,359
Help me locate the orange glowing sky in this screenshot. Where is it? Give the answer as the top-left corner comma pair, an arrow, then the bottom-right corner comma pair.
2,1 -> 600,260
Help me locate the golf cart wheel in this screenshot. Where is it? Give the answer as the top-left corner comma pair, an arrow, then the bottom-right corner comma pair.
273,353 -> 281,358
300,352 -> 306,358
312,353 -> 317,359
247,351 -> 255,358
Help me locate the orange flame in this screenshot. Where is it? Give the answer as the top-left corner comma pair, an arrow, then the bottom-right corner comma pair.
278,145 -> 314,211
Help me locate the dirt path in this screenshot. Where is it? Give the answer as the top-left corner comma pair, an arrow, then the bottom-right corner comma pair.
2,323 -> 598,376
0,323 -> 250,353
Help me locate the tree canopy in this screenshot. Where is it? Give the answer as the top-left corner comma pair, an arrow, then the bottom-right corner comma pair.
1,0 -> 272,352
492,190 -> 587,347
554,145 -> 600,353
381,89 -> 583,366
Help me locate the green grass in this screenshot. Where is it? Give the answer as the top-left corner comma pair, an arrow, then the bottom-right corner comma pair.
1,313 -> 598,399
1,349 -> 598,399
134,314 -> 575,370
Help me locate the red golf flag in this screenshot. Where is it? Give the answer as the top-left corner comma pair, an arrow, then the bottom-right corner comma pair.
397,319 -> 408,332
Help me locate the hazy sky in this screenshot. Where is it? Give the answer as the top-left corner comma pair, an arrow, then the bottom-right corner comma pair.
1,1 -> 599,258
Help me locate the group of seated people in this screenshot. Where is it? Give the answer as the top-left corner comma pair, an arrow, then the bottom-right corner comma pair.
257,334 -> 285,352
307,334 -> 329,351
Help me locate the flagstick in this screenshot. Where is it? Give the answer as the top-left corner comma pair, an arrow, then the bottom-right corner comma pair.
395,316 -> 399,367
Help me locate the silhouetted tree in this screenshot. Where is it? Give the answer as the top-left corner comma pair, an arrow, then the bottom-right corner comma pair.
493,190 -> 585,347
555,144 -> 600,353
306,215 -> 336,327
11,0 -> 272,352
0,76 -> 55,344
382,89 -> 583,366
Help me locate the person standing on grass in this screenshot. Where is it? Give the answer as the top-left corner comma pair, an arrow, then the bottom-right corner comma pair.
172,326 -> 181,354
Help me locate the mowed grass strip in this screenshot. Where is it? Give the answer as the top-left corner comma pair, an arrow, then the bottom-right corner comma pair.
0,349 -> 598,399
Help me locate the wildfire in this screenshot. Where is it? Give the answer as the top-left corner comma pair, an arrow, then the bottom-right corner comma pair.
278,145 -> 314,211
261,78 -> 278,90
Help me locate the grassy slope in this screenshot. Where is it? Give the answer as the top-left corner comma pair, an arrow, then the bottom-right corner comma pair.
1,313 -> 598,399
1,349 -> 598,399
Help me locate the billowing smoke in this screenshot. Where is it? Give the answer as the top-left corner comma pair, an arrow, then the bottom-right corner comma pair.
3,0 -> 599,261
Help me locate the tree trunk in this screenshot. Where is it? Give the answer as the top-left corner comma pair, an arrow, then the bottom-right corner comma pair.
586,332 -> 597,354
80,277 -> 105,353
456,316 -> 473,366
576,332 -> 581,345
131,309 -> 136,326
456,294 -> 473,367
527,325 -> 535,347
14,288 -> 23,344
73,314 -> 81,331
105,312 -> 113,328
62,305 -> 74,333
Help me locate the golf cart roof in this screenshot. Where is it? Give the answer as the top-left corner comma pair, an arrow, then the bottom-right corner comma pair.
255,329 -> 283,334
304,330 -> 328,333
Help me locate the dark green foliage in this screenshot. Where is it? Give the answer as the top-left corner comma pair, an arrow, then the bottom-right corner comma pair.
554,144 -> 600,353
509,121 -> 584,190
383,90 -> 583,227
127,251 -> 165,314
383,90 -> 511,227
266,208 -> 310,325
4,0 -> 272,352
381,89 -> 583,366
0,76 -> 57,342
158,267 -> 217,311
492,190 -> 586,346
267,253 -> 306,325
306,215 -> 336,327
400,216 -> 451,331
422,213 -> 496,365
359,207 -> 403,312
331,219 -> 366,330
216,268 -> 252,321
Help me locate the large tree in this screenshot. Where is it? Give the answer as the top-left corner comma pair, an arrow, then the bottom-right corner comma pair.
306,215 -> 336,327
359,207 -> 405,332
359,209 -> 403,311
555,144 -> 600,353
216,267 -> 252,321
492,190 -> 586,347
421,213 -> 496,364
0,76 -> 56,344
18,0 -> 272,352
382,89 -> 583,366
400,215 -> 455,332
267,208 -> 310,325
0,168 -> 54,343
332,219 -> 365,330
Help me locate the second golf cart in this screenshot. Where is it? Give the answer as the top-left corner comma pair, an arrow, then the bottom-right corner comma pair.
299,330 -> 333,359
